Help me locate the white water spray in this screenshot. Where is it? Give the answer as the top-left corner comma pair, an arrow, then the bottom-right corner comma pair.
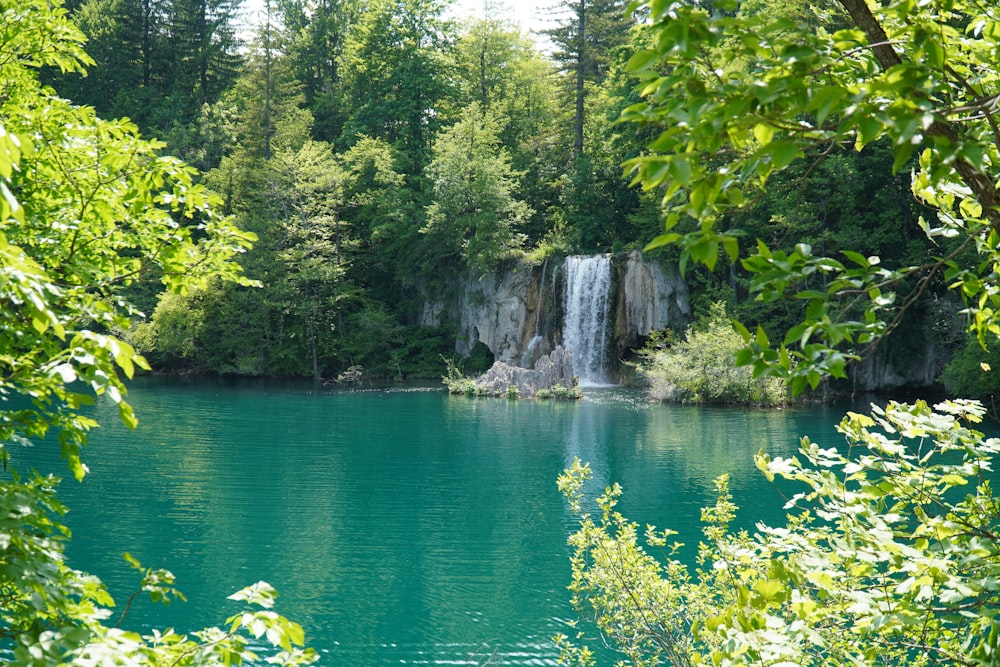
563,255 -> 613,386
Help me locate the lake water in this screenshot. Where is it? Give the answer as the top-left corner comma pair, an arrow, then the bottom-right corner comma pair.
16,378 -> 856,665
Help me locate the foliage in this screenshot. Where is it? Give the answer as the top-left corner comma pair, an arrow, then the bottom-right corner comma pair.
130,291 -> 208,368
450,15 -> 562,245
272,139 -> 358,380
336,0 -> 453,175
535,383 -> 583,400
442,357 -> 492,396
940,337 -> 1000,403
277,0 -> 357,143
558,398 -> 1000,667
0,1 -> 315,662
625,0 -> 1000,393
45,0 -> 242,138
639,302 -> 787,406
546,0 -> 633,157
422,103 -> 532,274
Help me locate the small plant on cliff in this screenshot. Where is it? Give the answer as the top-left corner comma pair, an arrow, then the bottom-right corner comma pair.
639,302 -> 787,406
442,356 -> 489,396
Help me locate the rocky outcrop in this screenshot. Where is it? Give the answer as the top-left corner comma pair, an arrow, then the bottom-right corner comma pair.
473,346 -> 577,397
420,261 -> 557,365
613,250 -> 691,357
843,340 -> 947,393
421,252 -> 691,380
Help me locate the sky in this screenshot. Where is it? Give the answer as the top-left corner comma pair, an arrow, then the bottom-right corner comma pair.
239,0 -> 564,47
450,0 -> 563,36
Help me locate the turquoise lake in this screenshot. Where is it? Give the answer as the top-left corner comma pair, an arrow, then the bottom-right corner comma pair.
16,378 -> 859,665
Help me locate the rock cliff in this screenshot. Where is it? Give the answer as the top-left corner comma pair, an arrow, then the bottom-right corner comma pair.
842,339 -> 947,393
612,251 -> 691,358
421,251 -> 691,380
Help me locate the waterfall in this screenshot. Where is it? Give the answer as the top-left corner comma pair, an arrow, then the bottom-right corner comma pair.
563,254 -> 613,386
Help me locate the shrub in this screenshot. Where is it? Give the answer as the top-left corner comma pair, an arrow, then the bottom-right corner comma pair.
639,302 -> 787,406
558,399 -> 1000,667
940,336 -> 1000,402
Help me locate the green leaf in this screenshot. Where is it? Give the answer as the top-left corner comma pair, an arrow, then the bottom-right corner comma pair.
645,232 -> 681,251
769,140 -> 801,170
753,123 -> 775,146
855,115 -> 883,148
892,141 -> 917,173
924,39 -> 944,69
732,320 -> 752,342
755,325 -> 770,349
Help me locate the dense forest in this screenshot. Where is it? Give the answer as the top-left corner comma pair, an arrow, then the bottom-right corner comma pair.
37,0 -> 988,396
5,0 -> 1000,664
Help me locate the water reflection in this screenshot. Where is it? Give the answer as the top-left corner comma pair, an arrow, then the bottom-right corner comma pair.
16,379 -> 860,666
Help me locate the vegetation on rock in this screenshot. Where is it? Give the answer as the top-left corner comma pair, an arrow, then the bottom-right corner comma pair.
639,302 -> 787,406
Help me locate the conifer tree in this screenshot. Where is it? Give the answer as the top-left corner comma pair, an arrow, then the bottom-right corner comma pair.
545,0 -> 631,158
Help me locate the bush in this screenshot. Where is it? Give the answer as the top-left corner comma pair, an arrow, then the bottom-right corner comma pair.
536,383 -> 583,400
639,302 -> 787,406
558,399 -> 1000,667
940,336 -> 1000,402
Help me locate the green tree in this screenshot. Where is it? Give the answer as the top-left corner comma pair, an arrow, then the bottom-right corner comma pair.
559,398 -> 1000,667
0,1 -> 315,662
337,0 -> 454,176
451,16 -> 562,244
545,0 -> 631,158
624,0 -> 1000,393
421,103 -> 532,274
271,140 -> 358,380
166,0 -> 242,112
277,0 -> 357,142
42,0 -> 172,127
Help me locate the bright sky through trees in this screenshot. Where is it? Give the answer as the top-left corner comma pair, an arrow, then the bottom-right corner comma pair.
452,0 -> 560,35
238,0 -> 559,45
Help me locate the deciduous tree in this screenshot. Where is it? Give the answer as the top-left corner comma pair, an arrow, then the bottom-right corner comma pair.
337,0 -> 454,176
0,1 -> 314,662
422,103 -> 532,274
625,0 -> 1000,393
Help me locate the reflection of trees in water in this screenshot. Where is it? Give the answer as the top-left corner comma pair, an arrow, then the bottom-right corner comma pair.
565,393 -> 849,537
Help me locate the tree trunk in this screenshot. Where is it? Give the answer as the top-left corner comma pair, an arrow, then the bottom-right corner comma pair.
836,0 -> 1000,229
574,0 -> 585,158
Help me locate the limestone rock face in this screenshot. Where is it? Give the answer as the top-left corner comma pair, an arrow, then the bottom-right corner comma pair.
844,340 -> 947,392
474,346 -> 576,396
613,250 -> 691,356
453,266 -> 546,363
421,252 -> 691,378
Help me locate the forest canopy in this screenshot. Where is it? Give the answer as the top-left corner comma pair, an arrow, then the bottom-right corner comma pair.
31,0 -> 998,397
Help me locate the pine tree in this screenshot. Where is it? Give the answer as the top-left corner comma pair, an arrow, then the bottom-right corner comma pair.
167,0 -> 242,116
545,0 -> 631,158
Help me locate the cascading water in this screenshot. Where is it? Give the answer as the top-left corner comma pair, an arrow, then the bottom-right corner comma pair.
562,254 -> 613,386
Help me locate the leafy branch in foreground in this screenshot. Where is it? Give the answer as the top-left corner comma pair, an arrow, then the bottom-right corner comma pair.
558,399 -> 1000,667
624,0 -> 1000,393
0,0 -> 314,663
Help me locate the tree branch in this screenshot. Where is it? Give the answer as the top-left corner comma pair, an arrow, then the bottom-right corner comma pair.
836,0 -> 1000,230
